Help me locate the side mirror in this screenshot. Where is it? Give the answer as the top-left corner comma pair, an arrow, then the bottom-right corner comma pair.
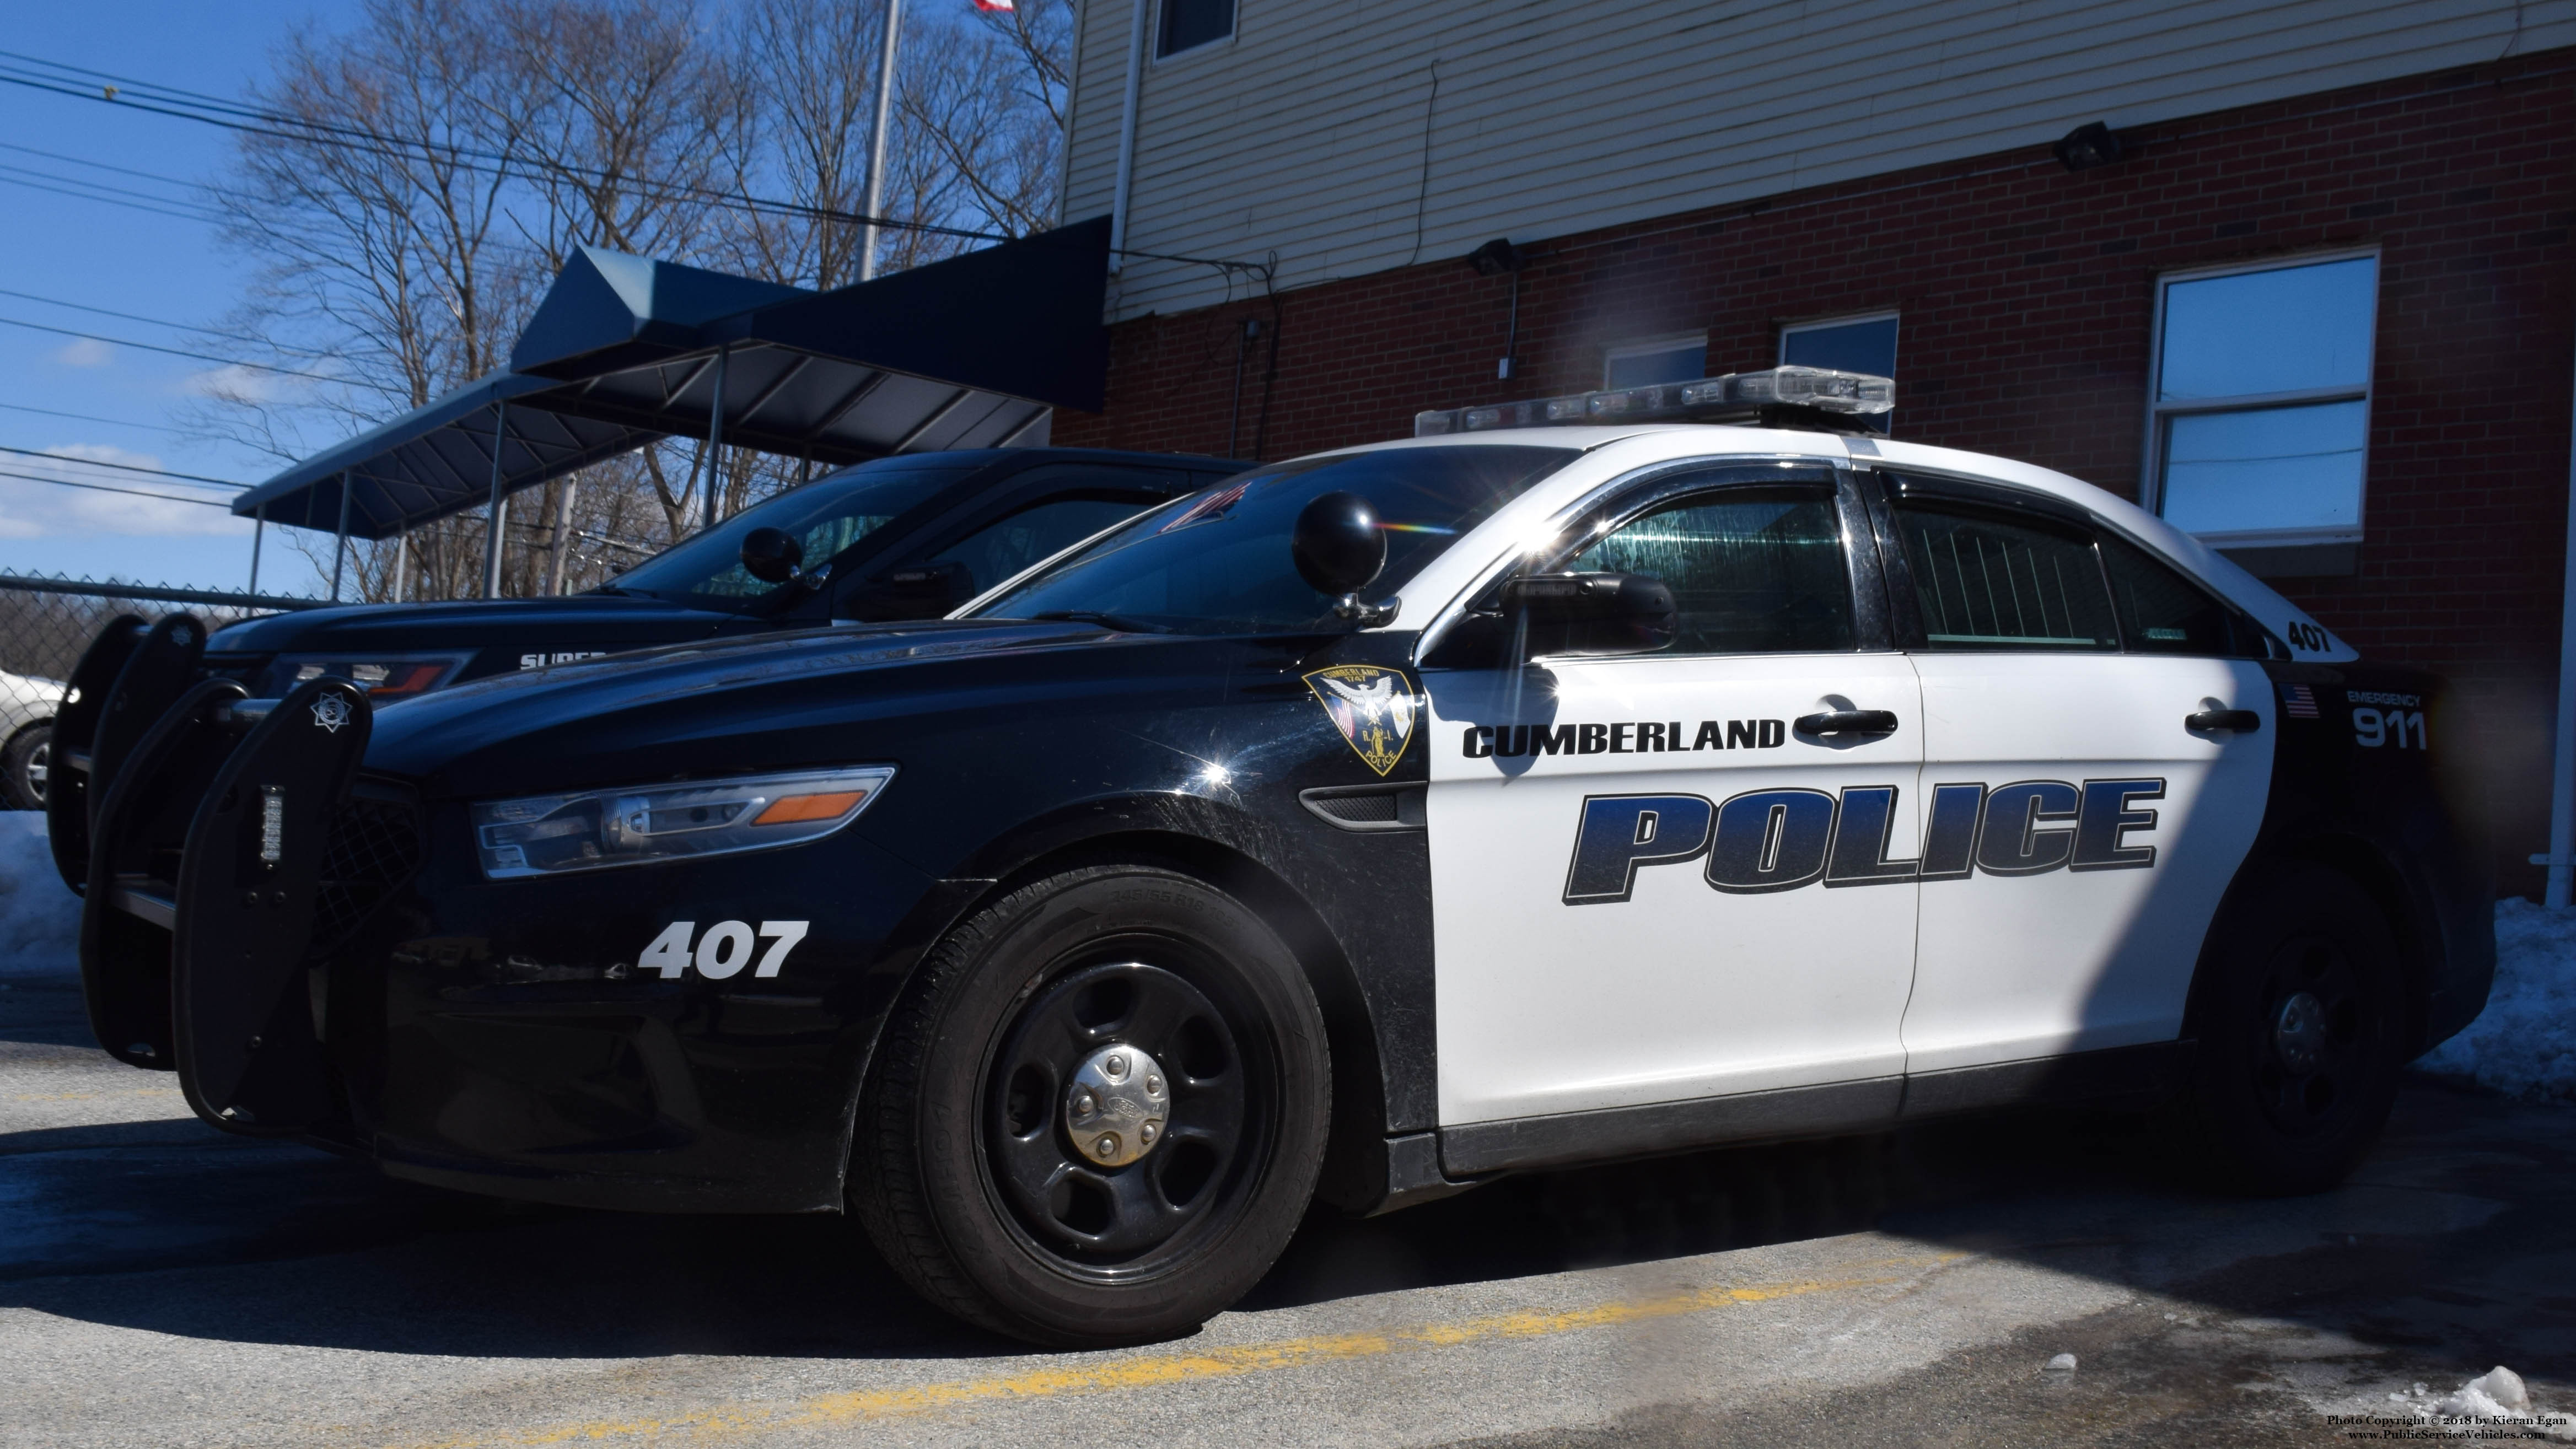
1499,572 -> 1677,659
740,527 -> 806,585
1292,492 -> 1387,600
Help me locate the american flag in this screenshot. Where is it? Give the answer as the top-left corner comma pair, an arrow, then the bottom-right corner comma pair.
2281,683 -> 2320,719
974,0 -> 1015,10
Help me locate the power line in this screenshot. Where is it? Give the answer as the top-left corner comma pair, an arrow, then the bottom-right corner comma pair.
0,287 -> 346,360
0,465 -> 235,508
0,314 -> 355,385
0,442 -> 245,488
0,138 -> 207,189
0,400 -> 189,435
0,169 -> 223,224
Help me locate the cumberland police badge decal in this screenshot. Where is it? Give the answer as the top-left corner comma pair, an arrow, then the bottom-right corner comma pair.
1304,665 -> 1419,776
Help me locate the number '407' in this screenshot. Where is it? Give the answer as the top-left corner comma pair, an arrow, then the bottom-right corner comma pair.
2353,708 -> 2427,750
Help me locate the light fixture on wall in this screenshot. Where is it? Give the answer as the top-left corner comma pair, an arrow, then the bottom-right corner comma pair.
2052,121 -> 2127,172
1466,238 -> 1526,379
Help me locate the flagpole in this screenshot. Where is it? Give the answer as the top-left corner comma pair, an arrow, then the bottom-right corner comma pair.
858,0 -> 904,282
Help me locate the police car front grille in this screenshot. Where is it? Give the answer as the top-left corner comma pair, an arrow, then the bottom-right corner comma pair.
311,793 -> 424,956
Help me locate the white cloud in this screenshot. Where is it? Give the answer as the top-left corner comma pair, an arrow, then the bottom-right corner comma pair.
0,444 -> 250,540
181,362 -> 303,405
54,337 -> 115,368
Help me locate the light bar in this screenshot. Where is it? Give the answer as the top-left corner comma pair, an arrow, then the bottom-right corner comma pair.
1414,366 -> 1894,438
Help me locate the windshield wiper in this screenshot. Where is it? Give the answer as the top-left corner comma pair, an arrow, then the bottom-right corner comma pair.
1025,610 -> 1175,634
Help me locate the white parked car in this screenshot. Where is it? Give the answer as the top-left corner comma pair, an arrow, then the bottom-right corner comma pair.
0,669 -> 61,810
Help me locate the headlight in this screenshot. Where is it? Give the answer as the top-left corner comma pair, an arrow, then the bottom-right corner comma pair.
470,766 -> 895,879
276,652 -> 471,700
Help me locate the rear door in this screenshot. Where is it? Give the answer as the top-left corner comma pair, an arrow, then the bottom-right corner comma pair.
1424,462 -> 1924,1130
1873,472 -> 2275,1072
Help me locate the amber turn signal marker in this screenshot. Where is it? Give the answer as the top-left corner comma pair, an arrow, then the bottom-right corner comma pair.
752,790 -> 868,826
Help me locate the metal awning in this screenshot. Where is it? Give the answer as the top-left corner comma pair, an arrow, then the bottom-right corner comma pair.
231,218 -> 1111,540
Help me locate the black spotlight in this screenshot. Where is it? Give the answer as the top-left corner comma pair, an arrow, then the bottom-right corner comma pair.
2053,121 -> 2126,173
1466,238 -> 1524,276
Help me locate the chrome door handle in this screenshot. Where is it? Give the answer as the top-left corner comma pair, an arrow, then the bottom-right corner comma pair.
1794,708 -> 1900,737
2185,708 -> 2260,733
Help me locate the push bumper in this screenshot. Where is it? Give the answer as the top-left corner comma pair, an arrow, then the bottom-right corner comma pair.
77,668 -> 936,1212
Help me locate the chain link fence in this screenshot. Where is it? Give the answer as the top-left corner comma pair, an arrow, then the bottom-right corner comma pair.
0,573 -> 321,810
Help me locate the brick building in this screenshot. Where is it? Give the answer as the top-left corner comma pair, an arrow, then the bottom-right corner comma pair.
1050,2 -> 2576,892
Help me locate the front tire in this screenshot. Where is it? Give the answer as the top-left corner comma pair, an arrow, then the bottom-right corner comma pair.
2179,861 -> 2405,1195
1,722 -> 50,809
851,864 -> 1330,1347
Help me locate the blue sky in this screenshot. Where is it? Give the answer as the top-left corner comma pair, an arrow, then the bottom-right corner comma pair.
0,3 -> 361,596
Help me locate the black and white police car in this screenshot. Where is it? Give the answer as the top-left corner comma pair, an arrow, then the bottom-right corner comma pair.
73,367 -> 2489,1348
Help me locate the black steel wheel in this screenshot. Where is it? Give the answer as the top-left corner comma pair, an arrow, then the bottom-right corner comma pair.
851,864 -> 1329,1347
2180,861 -> 2404,1195
1,722 -> 49,810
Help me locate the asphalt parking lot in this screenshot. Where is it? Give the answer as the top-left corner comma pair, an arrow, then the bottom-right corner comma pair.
5,960 -> 2571,1448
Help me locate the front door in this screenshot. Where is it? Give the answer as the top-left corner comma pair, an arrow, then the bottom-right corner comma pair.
1876,478 -> 2276,1073
1425,465 -> 1924,1129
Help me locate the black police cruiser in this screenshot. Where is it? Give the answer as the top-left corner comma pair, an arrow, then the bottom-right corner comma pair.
45,446 -> 1240,888
67,368 -> 2489,1348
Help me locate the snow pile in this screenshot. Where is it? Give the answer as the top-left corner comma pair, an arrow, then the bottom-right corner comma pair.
0,812 -> 79,975
2417,900 -> 2576,1104
2386,1367 -> 2576,1441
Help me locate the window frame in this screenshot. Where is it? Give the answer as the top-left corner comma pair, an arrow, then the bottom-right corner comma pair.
1152,0 -> 1238,63
1600,332 -> 1709,390
1514,461 -> 1891,658
2141,247 -> 2380,552
1858,467 -> 2281,659
1776,309 -> 1900,372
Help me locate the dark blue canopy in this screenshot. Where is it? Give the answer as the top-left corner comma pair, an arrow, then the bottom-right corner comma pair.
232,219 -> 1110,541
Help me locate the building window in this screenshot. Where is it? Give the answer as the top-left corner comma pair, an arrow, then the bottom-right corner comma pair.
1778,311 -> 1899,378
1158,0 -> 1235,57
2147,254 -> 2377,568
1604,334 -> 1706,389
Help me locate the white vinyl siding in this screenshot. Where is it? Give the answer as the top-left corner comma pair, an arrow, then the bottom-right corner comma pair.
1064,0 -> 2574,322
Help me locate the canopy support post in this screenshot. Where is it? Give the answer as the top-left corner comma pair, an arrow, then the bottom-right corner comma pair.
392,530 -> 409,604
547,481 -> 579,596
248,503 -> 265,596
330,471 -> 352,602
483,400 -> 510,600
703,347 -> 729,532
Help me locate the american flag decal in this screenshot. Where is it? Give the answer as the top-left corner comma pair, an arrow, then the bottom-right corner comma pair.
2281,683 -> 2320,719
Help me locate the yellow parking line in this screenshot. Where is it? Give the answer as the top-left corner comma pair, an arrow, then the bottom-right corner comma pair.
391,1251 -> 1968,1448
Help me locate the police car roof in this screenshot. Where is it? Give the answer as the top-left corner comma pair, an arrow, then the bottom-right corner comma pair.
1313,425 -> 2357,664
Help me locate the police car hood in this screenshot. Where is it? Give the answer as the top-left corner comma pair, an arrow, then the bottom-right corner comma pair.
207,592 -> 737,655
361,617 -> 1168,795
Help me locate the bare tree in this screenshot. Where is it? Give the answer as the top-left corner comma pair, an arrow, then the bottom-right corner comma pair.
204,0 -> 1079,604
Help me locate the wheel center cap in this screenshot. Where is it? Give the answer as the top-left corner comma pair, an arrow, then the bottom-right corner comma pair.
2273,990 -> 2328,1074
1064,1044 -> 1170,1167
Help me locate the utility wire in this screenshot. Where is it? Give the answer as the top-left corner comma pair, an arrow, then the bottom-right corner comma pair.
0,400 -> 189,434
0,169 -> 222,224
0,442 -> 245,488
0,286 -> 346,360
0,138 -> 209,190
0,314 -> 357,385
0,465 -> 234,507
0,49 -> 1270,275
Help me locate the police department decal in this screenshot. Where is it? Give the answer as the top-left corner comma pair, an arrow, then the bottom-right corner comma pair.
310,694 -> 352,733
1304,665 -> 1418,775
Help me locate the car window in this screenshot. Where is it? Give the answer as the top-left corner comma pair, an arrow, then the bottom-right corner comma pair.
2099,535 -> 2257,657
1894,503 -> 2117,651
1567,487 -> 1855,654
927,495 -> 1160,596
974,445 -> 1578,635
606,461 -> 975,611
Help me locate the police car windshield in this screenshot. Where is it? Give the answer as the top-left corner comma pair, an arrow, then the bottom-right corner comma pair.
974,445 -> 1577,635
603,460 -> 976,611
